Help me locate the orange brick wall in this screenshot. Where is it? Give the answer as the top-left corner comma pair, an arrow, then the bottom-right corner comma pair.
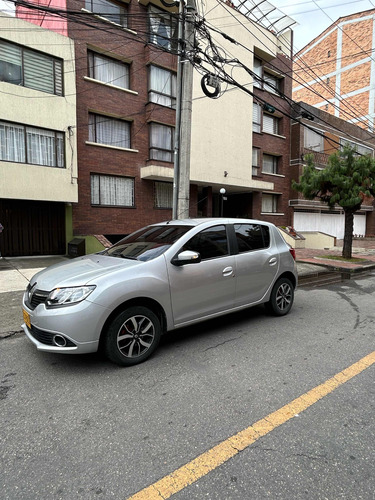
340,63 -> 371,95
293,10 -> 375,130
341,18 -> 373,61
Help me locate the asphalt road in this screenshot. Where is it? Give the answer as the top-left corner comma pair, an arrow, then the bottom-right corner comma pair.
1,276 -> 375,500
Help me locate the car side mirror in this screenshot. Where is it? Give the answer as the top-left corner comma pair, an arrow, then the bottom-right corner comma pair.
171,250 -> 201,266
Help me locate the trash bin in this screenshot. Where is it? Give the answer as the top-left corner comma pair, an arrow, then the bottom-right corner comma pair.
68,238 -> 85,258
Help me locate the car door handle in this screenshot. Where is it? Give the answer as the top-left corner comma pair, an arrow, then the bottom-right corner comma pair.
223,266 -> 234,277
269,257 -> 277,266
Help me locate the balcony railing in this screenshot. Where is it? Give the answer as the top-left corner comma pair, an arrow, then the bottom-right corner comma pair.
301,148 -> 330,168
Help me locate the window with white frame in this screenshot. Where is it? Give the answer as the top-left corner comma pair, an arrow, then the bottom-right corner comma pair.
85,0 -> 127,27
253,102 -> 261,133
262,193 -> 278,213
88,113 -> 131,149
88,51 -> 129,89
149,6 -> 178,52
253,57 -> 262,88
304,127 -> 324,152
264,72 -> 281,94
263,114 -> 279,135
262,153 -> 279,174
149,123 -> 174,162
340,138 -> 373,156
91,174 -> 134,206
252,147 -> 259,176
149,65 -> 177,108
155,181 -> 173,208
0,120 -> 64,167
0,39 -> 63,95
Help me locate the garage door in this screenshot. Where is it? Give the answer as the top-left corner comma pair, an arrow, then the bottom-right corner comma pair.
294,211 -> 366,239
0,199 -> 65,257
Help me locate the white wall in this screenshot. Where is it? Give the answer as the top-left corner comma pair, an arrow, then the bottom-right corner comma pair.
294,212 -> 366,239
190,0 -> 279,193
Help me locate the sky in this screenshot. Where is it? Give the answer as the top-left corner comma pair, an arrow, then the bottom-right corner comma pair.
270,0 -> 375,51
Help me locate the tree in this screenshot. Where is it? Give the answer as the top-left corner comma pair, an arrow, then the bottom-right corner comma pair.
292,146 -> 375,259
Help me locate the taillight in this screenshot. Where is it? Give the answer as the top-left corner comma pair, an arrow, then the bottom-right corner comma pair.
289,247 -> 296,260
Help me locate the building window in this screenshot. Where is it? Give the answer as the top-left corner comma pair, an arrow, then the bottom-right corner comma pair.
262,193 -> 278,213
149,6 -> 178,52
304,127 -> 324,152
0,120 -> 64,167
155,181 -> 173,208
85,0 -> 127,27
252,147 -> 259,176
263,114 -> 279,135
340,138 -> 373,156
253,57 -> 262,88
0,40 -> 63,95
253,102 -> 261,133
88,51 -> 129,89
149,65 -> 177,108
264,72 -> 281,95
262,154 -> 279,174
263,114 -> 280,135
149,123 -> 174,162
91,174 -> 134,206
88,113 -> 131,149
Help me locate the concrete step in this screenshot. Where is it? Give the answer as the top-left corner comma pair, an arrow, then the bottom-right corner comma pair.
299,271 -> 342,287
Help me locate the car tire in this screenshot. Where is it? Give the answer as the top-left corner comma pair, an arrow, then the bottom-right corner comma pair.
265,277 -> 294,316
104,306 -> 161,366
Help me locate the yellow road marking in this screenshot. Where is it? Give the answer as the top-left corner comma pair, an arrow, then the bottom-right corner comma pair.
128,351 -> 375,500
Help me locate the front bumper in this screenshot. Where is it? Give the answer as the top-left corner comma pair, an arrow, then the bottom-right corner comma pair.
22,294 -> 109,354
22,322 -> 99,354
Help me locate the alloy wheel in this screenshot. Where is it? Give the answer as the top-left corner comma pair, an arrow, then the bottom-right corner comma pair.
275,282 -> 292,311
117,314 -> 155,358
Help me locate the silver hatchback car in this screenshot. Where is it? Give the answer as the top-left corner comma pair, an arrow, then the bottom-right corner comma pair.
22,218 -> 297,366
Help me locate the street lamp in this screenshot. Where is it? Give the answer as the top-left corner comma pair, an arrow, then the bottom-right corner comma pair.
220,188 -> 226,217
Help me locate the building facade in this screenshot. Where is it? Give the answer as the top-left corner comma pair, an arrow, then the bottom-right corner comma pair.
293,9 -> 375,132
0,14 -> 77,257
6,0 -> 295,254
290,102 -> 375,238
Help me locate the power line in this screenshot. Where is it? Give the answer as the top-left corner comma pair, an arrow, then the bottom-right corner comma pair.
3,0 -> 375,150
207,0 -> 375,133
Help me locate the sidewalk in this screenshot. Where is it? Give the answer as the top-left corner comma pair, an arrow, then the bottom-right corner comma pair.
0,255 -> 69,293
296,239 -> 375,286
1,242 -> 375,336
0,256 -> 69,336
296,239 -> 375,271
1,241 -> 375,292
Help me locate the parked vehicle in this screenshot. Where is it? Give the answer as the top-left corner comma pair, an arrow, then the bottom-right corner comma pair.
22,218 -> 298,366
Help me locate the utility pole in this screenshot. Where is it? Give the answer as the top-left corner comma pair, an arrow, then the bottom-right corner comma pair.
172,0 -> 195,219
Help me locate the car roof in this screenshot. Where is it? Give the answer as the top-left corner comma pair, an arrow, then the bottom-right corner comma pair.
152,218 -> 275,228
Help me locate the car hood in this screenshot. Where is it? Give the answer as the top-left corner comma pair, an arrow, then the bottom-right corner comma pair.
30,254 -> 140,290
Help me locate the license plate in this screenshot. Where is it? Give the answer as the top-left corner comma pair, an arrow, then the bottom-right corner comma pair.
23,309 -> 31,329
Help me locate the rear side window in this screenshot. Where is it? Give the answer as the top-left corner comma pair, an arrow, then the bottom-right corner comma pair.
184,225 -> 228,260
234,224 -> 270,253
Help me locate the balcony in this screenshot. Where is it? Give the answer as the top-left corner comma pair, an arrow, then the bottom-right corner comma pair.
301,148 -> 330,168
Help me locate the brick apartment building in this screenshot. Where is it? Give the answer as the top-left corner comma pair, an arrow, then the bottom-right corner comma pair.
0,0 -> 295,255
293,8 -> 375,132
251,53 -> 293,225
290,102 -> 375,238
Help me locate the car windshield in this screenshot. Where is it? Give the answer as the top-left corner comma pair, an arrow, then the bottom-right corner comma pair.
103,225 -> 192,262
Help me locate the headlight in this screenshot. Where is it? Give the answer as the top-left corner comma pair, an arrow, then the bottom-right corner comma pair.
46,286 -> 96,307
